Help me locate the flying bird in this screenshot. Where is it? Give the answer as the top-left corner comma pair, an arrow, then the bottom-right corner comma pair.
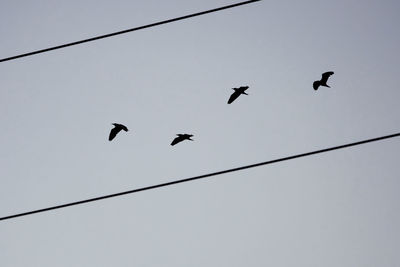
313,71 -> 334,90
227,86 -> 249,104
171,134 -> 194,146
109,123 -> 128,141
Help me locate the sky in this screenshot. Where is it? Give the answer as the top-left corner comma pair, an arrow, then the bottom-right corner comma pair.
1,0 -> 400,266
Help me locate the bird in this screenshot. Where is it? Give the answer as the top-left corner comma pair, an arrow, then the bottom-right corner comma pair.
313,71 -> 334,90
171,134 -> 194,146
109,123 -> 128,141
227,86 -> 249,104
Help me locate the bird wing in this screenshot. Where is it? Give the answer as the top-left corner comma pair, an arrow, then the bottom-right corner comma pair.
171,136 -> 183,146
120,124 -> 128,132
109,127 -> 121,141
321,72 -> 334,83
228,91 -> 240,104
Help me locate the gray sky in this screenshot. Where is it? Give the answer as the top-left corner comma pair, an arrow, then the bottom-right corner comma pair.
1,0 -> 400,266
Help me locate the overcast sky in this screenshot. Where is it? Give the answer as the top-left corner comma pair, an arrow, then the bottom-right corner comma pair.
1,0 -> 400,266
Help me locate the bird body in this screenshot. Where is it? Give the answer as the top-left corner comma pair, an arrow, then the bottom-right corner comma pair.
171,134 -> 194,146
313,72 -> 334,90
109,123 -> 128,141
228,86 -> 249,104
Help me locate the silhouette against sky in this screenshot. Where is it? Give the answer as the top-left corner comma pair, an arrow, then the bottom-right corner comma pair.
227,86 -> 249,104
1,1 -> 400,267
170,134 -> 194,146
108,123 -> 128,141
313,71 -> 334,90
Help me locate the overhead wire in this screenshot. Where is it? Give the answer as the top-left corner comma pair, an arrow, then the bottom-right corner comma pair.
1,132 -> 399,222
0,0 -> 262,63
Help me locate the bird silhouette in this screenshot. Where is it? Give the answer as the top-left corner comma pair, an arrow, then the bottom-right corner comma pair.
109,123 -> 128,141
171,134 -> 194,146
313,71 -> 334,90
227,86 -> 249,104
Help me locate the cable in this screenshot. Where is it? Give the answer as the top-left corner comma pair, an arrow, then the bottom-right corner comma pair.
1,132 -> 399,222
0,0 -> 262,63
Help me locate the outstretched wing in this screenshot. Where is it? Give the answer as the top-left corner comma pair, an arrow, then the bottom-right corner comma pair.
321,71 -> 334,83
228,91 -> 240,104
109,127 -> 121,141
171,136 -> 183,146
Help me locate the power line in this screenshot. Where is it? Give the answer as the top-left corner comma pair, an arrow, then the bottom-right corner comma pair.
1,132 -> 399,222
0,0 -> 262,63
